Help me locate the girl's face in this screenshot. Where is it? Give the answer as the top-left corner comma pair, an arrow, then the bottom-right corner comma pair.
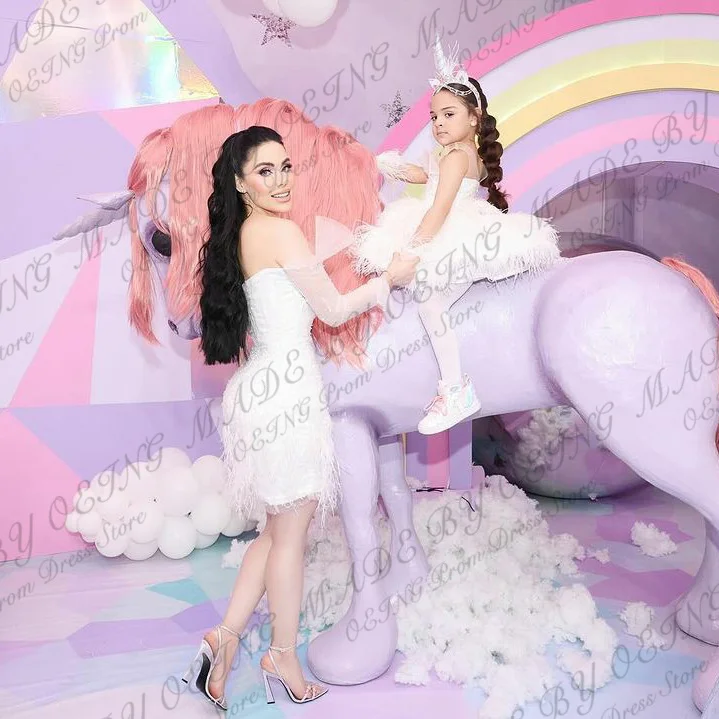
430,90 -> 478,146
237,140 -> 295,214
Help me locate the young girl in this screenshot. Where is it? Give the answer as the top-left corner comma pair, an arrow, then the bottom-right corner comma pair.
352,37 -> 561,435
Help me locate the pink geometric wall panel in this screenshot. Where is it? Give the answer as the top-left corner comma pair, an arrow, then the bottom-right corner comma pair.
99,98 -> 218,149
0,411 -> 86,563
11,244 -> 102,408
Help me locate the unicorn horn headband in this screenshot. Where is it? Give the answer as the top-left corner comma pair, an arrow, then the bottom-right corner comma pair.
428,35 -> 482,108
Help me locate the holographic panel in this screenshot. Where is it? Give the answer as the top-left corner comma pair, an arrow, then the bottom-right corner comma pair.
0,0 -> 217,123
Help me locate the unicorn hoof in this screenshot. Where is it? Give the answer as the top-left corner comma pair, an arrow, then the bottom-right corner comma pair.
307,594 -> 397,685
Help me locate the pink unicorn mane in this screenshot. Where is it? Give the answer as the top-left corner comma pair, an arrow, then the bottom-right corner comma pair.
126,99 -> 383,368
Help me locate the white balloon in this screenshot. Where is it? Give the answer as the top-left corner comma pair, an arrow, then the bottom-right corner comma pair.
158,516 -> 196,559
156,447 -> 192,472
221,513 -> 248,537
195,531 -> 220,549
191,494 -> 232,535
192,455 -> 226,494
279,0 -> 338,27
221,485 -> 234,505
120,461 -> 146,502
124,539 -> 159,560
74,487 -> 96,514
95,486 -> 129,521
261,0 -> 285,16
65,511 -> 80,533
128,501 -> 165,543
96,519 -> 131,557
77,510 -> 102,539
131,465 -> 160,503
89,469 -> 123,505
158,467 -> 200,517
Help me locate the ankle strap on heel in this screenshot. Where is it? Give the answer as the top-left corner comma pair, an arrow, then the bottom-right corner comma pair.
218,624 -> 241,639
269,643 -> 296,653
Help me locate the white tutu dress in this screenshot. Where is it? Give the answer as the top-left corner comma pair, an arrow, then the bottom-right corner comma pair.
351,153 -> 561,293
220,260 -> 389,524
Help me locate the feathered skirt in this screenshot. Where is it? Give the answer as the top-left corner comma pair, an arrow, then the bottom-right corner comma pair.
220,342 -> 340,526
351,194 -> 561,293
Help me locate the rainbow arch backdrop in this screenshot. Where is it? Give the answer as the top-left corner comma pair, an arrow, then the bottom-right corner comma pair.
381,0 -> 719,213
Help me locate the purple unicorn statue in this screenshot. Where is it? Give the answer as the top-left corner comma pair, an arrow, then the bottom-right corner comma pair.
55,101 -> 719,703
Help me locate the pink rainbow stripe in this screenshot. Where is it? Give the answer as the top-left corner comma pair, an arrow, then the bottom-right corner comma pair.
379,0 -> 719,152
507,114 -> 719,204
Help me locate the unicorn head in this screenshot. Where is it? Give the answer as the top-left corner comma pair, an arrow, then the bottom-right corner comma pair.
54,99 -> 386,367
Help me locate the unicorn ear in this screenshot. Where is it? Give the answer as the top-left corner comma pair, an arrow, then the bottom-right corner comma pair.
53,190 -> 134,241
313,215 -> 356,262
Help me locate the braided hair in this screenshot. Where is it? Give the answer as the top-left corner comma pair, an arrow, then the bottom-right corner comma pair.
445,79 -> 509,212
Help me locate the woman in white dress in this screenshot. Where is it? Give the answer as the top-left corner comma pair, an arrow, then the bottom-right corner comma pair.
182,126 -> 417,710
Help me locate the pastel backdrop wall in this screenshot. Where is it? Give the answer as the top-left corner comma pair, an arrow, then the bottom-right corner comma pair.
2,0 -> 719,562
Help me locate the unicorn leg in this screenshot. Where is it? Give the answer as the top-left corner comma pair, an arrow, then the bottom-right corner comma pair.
306,413 -> 397,685
536,253 -> 719,645
377,434 -> 430,596
693,645 -> 719,714
676,522 -> 719,644
561,389 -> 719,646
559,388 -> 719,646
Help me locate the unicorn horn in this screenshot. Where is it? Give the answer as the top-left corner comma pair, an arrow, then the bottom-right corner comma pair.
53,190 -> 134,241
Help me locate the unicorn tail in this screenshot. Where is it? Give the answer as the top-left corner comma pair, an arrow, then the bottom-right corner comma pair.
661,256 -> 719,451
662,257 -> 719,314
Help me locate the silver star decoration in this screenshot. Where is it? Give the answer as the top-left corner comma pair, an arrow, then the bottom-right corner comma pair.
381,91 -> 410,128
252,13 -> 295,47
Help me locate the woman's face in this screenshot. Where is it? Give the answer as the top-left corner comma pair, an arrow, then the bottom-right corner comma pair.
430,90 -> 477,146
237,140 -> 295,214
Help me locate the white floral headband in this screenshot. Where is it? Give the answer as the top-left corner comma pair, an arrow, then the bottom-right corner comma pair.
428,35 -> 482,109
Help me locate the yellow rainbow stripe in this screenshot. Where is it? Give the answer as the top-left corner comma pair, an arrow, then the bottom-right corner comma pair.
494,40 -> 719,147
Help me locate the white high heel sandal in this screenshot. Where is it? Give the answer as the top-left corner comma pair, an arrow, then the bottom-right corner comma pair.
261,643 -> 328,704
181,624 -> 240,712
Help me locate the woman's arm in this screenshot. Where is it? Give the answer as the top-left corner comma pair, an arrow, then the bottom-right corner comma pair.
275,219 -> 391,327
409,148 -> 469,246
376,150 -> 428,185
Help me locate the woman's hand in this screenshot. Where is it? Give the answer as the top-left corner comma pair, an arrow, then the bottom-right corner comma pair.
384,252 -> 419,287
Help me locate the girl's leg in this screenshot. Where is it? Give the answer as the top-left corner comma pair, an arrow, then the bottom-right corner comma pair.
417,281 -> 473,385
416,281 -> 481,433
260,499 -> 324,699
205,514 -> 274,700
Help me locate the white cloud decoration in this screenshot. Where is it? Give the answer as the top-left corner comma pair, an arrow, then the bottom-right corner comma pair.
64,448 -> 257,560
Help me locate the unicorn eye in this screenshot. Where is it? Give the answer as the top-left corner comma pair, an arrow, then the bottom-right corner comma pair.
151,228 -> 171,258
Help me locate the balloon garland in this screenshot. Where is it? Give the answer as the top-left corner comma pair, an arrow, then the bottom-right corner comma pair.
64,448 -> 255,560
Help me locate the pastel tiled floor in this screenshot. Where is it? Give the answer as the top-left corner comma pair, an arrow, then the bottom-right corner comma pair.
0,482 -> 714,719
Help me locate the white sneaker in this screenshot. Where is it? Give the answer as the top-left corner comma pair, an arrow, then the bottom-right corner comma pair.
417,374 -> 481,435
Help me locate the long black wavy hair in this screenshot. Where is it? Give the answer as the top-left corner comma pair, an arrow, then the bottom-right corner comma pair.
197,125 -> 284,365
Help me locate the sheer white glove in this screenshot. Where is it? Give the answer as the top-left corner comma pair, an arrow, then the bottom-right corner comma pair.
376,150 -> 413,181
281,216 -> 390,328
285,262 -> 389,327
